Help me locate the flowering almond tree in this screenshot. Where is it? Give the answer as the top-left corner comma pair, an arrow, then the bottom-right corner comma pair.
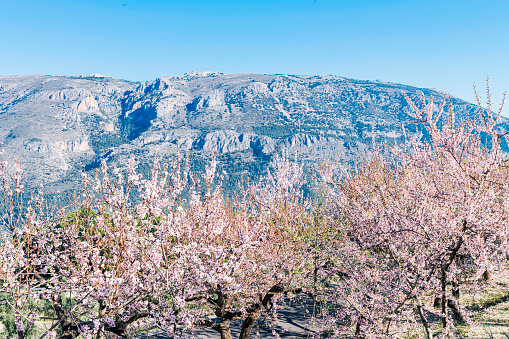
1,150 -> 317,339
0,152 -> 57,339
151,156 -> 265,339
179,153 -> 317,339
1,155 -> 174,338
0,153 -> 264,339
319,88 -> 509,338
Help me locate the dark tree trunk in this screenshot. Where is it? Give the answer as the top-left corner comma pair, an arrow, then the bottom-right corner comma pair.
440,220 -> 467,333
53,298 -> 80,339
452,281 -> 460,300
355,321 -> 362,337
417,305 -> 431,339
219,320 -> 233,339
482,270 -> 490,281
239,315 -> 257,339
59,322 -> 80,339
104,312 -> 149,338
433,297 -> 441,308
441,268 -> 447,330
447,299 -> 466,324
237,283 -> 288,339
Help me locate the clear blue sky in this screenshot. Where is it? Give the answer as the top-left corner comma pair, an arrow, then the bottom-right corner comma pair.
1,0 -> 508,108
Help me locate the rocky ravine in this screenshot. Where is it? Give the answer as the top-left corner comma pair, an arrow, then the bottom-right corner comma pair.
0,72 -> 488,194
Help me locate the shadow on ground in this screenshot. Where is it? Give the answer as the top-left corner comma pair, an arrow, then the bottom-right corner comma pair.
139,297 -> 324,339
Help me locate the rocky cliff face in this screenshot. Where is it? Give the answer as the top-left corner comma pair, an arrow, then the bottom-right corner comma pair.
0,72 -> 486,194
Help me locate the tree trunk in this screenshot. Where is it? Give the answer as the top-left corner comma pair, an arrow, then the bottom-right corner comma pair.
53,298 -> 80,339
417,305 -> 431,339
440,221 -> 466,335
95,326 -> 105,339
452,281 -> 460,300
441,268 -> 448,330
482,270 -> 490,281
59,322 -> 80,339
433,297 -> 441,308
355,320 -> 364,338
219,320 -> 233,339
239,315 -> 258,339
238,284 -> 286,339
105,312 -> 150,338
447,299 -> 466,324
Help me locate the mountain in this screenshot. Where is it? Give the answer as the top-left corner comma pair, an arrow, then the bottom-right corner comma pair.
0,72 -> 486,194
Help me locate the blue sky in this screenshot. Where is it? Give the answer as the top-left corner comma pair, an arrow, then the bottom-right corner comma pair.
1,0 -> 508,108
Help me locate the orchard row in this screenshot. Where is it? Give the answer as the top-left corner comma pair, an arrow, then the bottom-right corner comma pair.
1,89 -> 508,339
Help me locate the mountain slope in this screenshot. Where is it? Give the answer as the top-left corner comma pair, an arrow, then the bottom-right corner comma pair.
0,72 -> 485,194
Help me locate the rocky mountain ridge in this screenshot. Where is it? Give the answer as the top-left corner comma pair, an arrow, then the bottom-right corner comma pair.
0,72 -> 489,194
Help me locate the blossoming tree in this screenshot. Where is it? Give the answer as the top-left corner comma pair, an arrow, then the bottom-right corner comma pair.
320,88 -> 509,338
